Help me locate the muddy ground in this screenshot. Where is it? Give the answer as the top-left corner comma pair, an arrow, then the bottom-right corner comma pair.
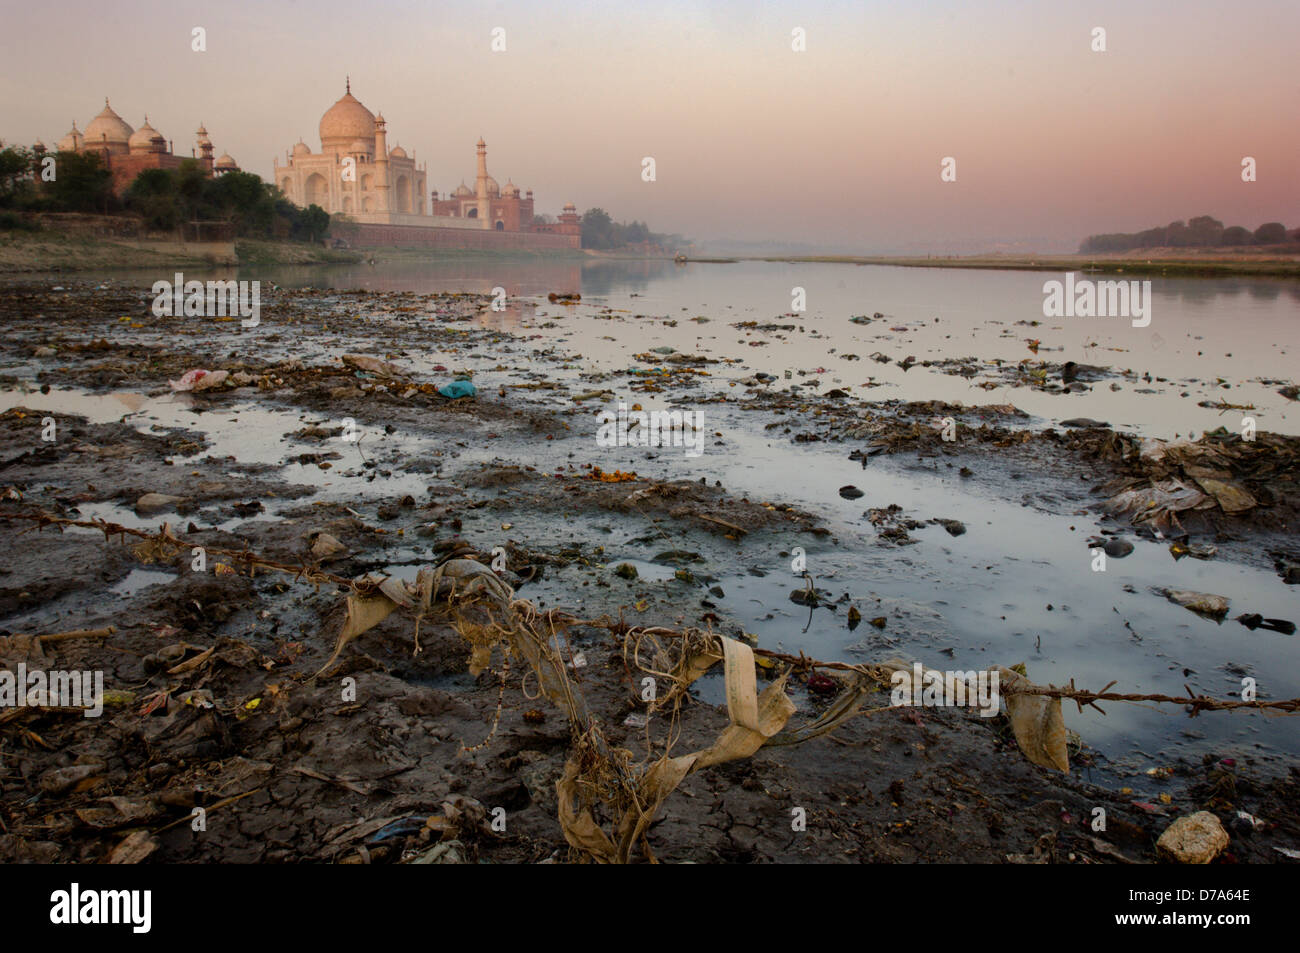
0,281 -> 1296,864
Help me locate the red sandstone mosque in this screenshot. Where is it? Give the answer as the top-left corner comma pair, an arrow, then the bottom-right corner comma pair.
274,80 -> 580,243
45,99 -> 239,192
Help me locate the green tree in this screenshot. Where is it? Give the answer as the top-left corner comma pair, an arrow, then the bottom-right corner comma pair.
296,204 -> 330,242
125,168 -> 181,230
0,144 -> 35,206
1187,215 -> 1224,246
1253,222 -> 1287,244
1221,225 -> 1252,246
1164,220 -> 1189,247
45,150 -> 116,213
581,207 -> 615,249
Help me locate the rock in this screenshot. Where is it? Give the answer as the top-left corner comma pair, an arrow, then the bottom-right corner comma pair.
936,518 -> 966,537
1104,538 -> 1134,558
790,588 -> 830,607
342,353 -> 404,377
1235,613 -> 1296,635
1163,589 -> 1230,618
1059,418 -> 1110,429
1156,812 -> 1229,864
135,492 -> 185,516
838,485 -> 864,500
310,532 -> 348,562
613,563 -> 638,580
33,346 -> 57,358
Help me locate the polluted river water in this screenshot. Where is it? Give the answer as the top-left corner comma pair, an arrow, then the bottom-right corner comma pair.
1,259 -> 1297,796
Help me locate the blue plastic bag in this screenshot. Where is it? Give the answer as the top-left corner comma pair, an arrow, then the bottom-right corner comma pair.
438,379 -> 477,399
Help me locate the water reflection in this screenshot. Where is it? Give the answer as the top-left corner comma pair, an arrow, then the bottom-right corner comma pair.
235,256 -> 683,299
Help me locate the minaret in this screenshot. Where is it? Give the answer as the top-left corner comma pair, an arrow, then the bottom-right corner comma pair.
475,137 -> 490,229
375,113 -> 390,213
196,123 -> 214,175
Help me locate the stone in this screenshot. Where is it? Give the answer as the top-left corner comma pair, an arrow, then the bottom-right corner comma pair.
1164,589 -> 1230,618
135,493 -> 184,516
1103,538 -> 1134,558
1156,811 -> 1229,864
310,532 -> 348,562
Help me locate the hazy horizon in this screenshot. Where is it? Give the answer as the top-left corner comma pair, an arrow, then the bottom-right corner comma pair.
3,0 -> 1297,253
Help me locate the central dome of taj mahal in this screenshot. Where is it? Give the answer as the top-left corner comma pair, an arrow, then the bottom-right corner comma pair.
319,81 -> 375,153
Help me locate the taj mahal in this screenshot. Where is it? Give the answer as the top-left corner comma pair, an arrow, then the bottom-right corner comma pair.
274,80 -> 580,242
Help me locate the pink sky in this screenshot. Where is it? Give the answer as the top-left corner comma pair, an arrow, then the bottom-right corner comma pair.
2,0 -> 1296,252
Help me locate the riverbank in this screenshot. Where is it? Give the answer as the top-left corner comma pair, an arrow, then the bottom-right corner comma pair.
354,245 -> 589,263
0,279 -> 1295,864
0,228 -> 361,273
751,251 -> 1300,279
0,227 -> 608,274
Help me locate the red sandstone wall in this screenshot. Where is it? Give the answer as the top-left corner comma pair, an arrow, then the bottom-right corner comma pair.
334,222 -> 580,250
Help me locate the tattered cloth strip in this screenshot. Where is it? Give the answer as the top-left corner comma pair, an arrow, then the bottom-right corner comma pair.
997,666 -> 1069,773
557,636 -> 795,864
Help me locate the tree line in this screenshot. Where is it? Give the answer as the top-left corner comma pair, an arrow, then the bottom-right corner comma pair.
1080,216 -> 1294,253
579,207 -> 687,251
0,143 -> 329,242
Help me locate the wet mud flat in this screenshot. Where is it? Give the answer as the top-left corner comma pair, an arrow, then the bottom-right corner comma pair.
0,280 -> 1296,864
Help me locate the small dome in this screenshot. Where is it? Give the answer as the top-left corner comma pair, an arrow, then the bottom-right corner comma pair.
57,122 -> 82,152
84,99 -> 133,148
128,118 -> 165,153
563,202 -> 576,211
485,176 -> 499,196
503,180 -> 520,197
292,140 -> 311,156
215,153 -> 237,170
453,181 -> 473,198
320,84 -> 376,151
388,144 -> 407,159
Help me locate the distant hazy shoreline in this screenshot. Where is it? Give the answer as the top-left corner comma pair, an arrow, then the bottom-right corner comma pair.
741,252 -> 1300,279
